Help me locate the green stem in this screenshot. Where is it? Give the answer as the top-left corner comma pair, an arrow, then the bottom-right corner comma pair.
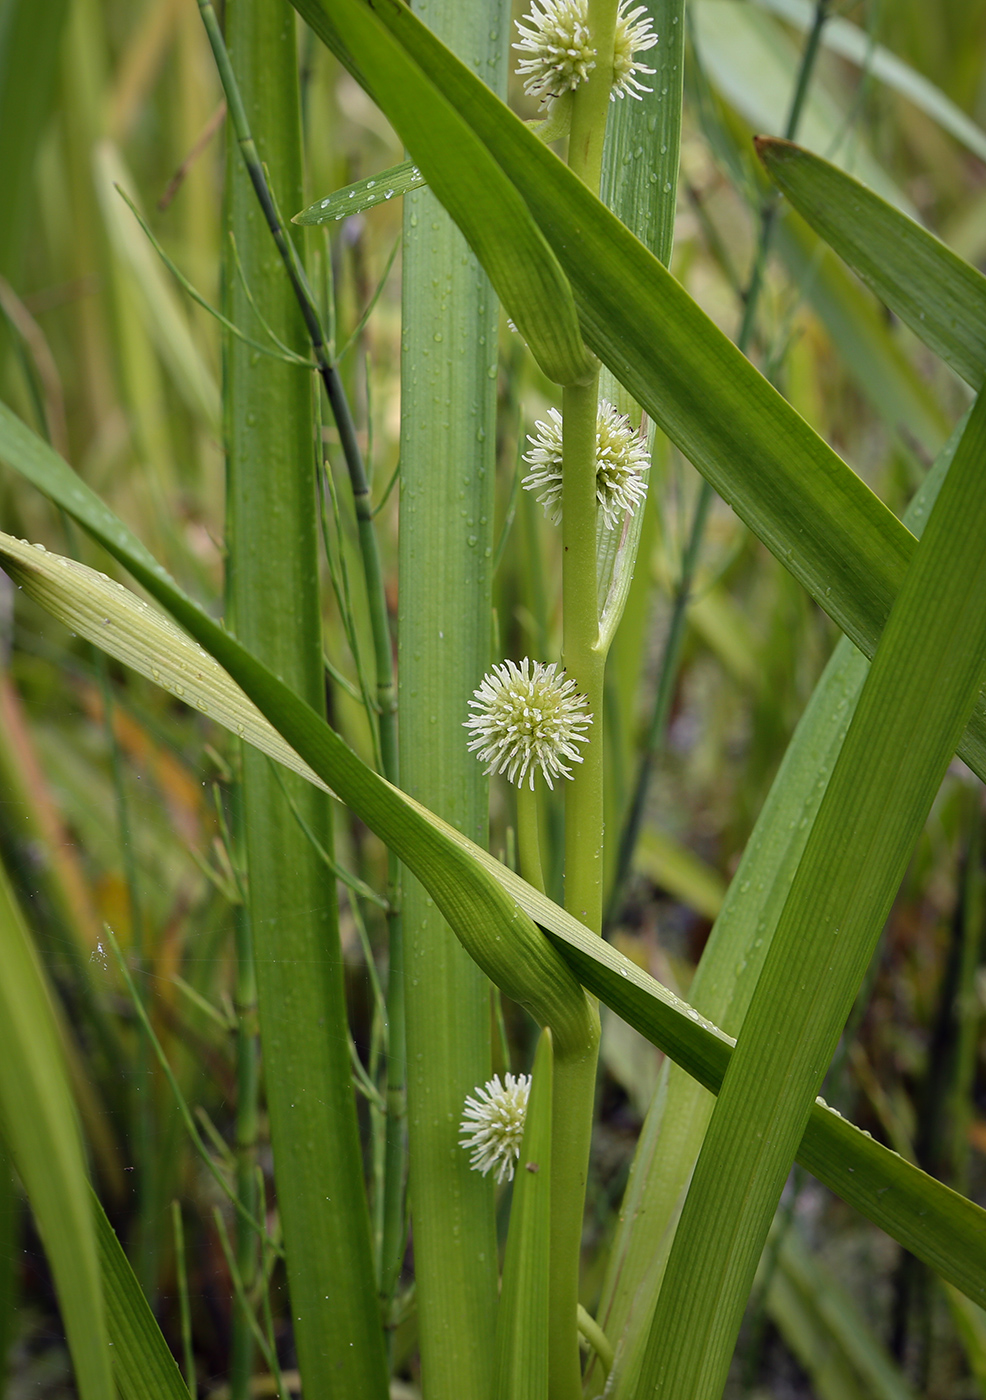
566,0 -> 619,193
516,782 -> 546,896
561,378 -> 605,933
548,1028 -> 601,1400
171,1201 -> 196,1398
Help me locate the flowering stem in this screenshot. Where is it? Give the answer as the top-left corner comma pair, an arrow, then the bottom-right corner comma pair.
561,377 -> 605,933
516,782 -> 546,896
550,12 -> 617,1384
566,0 -> 619,192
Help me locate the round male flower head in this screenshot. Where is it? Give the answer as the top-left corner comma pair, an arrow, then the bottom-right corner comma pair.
460,1073 -> 531,1184
465,657 -> 592,790
513,0 -> 657,108
522,400 -> 649,530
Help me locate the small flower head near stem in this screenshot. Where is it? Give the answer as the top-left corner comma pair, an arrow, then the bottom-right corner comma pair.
459,1073 -> 532,1184
514,0 -> 657,108
465,658 -> 593,790
522,400 -> 649,530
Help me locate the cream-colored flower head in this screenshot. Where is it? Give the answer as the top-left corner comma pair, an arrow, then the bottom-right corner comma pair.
460,1073 -> 531,1184
514,0 -> 657,107
522,400 -> 649,530
465,658 -> 592,790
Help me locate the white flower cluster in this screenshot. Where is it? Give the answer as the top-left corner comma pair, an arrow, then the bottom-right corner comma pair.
459,1073 -> 532,1184
465,658 -> 592,790
514,0 -> 657,108
522,400 -> 649,530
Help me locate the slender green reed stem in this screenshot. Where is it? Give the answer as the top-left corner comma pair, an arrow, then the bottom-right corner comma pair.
561,378 -> 605,932
171,1201 -> 196,1398
213,1208 -> 288,1400
516,783 -> 546,895
104,924 -> 271,1241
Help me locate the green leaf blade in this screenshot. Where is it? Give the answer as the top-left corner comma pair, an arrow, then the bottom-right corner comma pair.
635,385 -> 986,1398
0,859 -> 114,1400
757,136 -> 986,389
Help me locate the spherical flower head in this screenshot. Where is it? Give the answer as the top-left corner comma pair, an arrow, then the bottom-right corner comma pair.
522,400 -> 649,530
464,657 -> 592,790
460,1073 -> 531,1184
612,2 -> 658,99
513,0 -> 657,108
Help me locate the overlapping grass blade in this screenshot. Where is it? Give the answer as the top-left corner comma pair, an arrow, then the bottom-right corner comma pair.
220,3 -> 387,1394
594,412 -> 969,1390
757,137 -> 986,389
634,384 -> 986,1399
93,1194 -> 189,1400
1,507 -> 985,1308
285,0 -> 986,785
752,0 -> 986,165
0,856 -> 113,1400
288,0 -> 586,386
396,2 -> 505,1391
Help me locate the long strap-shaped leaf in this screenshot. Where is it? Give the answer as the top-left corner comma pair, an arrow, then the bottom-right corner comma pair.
0,857 -> 113,1400
93,1192 -> 189,1400
757,136 -> 986,390
287,0 -> 986,784
2,409 -> 985,1311
635,385 -> 986,1399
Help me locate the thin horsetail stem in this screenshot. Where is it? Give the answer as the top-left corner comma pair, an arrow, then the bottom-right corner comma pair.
608,0 -> 835,923
196,0 -> 406,1309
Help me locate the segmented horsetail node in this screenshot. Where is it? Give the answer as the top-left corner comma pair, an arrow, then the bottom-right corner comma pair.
513,0 -> 657,107
465,658 -> 593,790
459,1073 -> 532,1184
522,400 -> 650,530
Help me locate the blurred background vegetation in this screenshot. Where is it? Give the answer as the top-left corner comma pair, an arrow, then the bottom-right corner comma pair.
1,0 -> 986,1396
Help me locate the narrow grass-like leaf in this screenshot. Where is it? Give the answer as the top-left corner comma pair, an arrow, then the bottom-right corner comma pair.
636,385 -> 986,1399
774,210 -> 949,455
3,524 -> 986,1307
0,0 -> 70,283
594,405 -> 966,1388
396,2 -> 504,1391
0,857 -> 113,1400
290,0 -> 588,386
93,1193 -> 189,1400
768,1230 -> 916,1400
93,141 -> 220,430
757,137 -> 986,389
221,5 -> 387,1393
753,0 -> 986,165
287,0 -> 986,785
690,0 -> 911,210
493,1029 -> 553,1400
294,158 -> 425,224
3,411 -> 986,1306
